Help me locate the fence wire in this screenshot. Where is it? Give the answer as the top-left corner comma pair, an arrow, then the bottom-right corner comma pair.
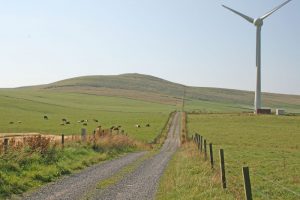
253,171 -> 300,197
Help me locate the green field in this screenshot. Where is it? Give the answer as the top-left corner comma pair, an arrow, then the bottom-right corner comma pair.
1,73 -> 299,142
186,114 -> 300,199
184,99 -> 250,113
0,88 -> 175,142
0,86 -> 259,142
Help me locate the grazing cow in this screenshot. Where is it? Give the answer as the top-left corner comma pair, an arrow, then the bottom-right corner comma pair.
93,119 -> 98,122
44,115 -> 48,120
77,120 -> 81,123
83,123 -> 88,126
9,122 -> 14,124
66,121 -> 71,124
62,118 -> 67,122
18,121 -> 22,124
146,124 -> 150,127
80,120 -> 85,123
135,124 -> 141,128
113,127 -> 119,131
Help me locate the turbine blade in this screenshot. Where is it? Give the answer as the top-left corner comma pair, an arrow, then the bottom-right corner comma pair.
261,0 -> 292,20
222,5 -> 254,24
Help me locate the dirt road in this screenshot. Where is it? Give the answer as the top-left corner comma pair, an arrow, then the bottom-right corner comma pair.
22,112 -> 181,200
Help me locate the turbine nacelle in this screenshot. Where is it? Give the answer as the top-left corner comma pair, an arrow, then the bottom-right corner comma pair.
254,18 -> 263,27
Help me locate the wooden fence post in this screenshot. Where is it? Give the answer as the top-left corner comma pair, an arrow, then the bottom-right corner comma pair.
219,149 -> 226,189
81,128 -> 87,142
4,138 -> 9,153
198,135 -> 201,150
209,143 -> 214,169
242,167 -> 253,200
61,134 -> 64,148
204,139 -> 207,160
200,135 -> 202,152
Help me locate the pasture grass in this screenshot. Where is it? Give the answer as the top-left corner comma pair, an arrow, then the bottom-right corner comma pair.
184,99 -> 250,113
0,89 -> 175,142
187,113 -> 300,199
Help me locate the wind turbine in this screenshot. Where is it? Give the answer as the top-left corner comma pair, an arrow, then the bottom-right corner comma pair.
222,0 -> 292,114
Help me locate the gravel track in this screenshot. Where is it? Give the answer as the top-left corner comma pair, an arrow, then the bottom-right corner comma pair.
21,112 -> 180,200
21,152 -> 146,200
91,112 -> 181,200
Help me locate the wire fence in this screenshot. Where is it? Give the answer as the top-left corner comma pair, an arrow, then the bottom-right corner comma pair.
192,133 -> 300,200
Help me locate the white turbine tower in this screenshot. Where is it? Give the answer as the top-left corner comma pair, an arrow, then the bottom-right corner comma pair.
222,0 -> 292,114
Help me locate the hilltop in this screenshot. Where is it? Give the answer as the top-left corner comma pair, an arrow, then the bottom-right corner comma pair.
1,73 -> 299,113
31,73 -> 300,113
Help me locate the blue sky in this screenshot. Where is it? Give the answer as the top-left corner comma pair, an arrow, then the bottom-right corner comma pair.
0,0 -> 299,94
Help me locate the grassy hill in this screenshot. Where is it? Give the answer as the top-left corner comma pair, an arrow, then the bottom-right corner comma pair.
1,73 -> 299,139
39,73 -> 300,113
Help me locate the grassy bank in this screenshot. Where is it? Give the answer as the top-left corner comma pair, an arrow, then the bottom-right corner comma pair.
188,113 -> 300,199
0,134 -> 145,199
156,142 -> 235,200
